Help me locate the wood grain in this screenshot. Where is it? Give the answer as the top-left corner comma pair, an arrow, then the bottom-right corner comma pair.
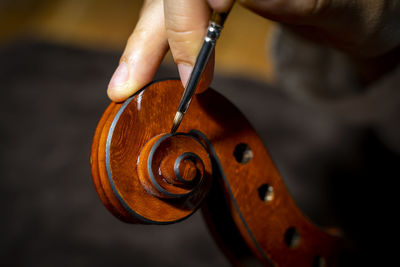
91,79 -> 343,266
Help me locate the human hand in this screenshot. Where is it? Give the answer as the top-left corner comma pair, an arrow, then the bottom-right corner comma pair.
107,0 -> 218,102
236,0 -> 400,57
107,0 -> 400,102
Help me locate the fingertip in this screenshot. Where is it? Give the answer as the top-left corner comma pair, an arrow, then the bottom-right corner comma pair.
208,0 -> 234,12
177,46 -> 214,93
107,80 -> 139,102
108,62 -> 129,88
177,63 -> 193,88
197,52 -> 214,93
106,0 -> 167,103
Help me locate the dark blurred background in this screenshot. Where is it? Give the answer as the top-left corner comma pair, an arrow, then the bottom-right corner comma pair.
1,0 -> 399,266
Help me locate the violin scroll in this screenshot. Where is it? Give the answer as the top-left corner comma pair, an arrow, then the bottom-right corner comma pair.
91,79 -> 345,266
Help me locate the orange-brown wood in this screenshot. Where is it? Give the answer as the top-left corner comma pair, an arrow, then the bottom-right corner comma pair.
137,133 -> 212,204
91,79 -> 343,266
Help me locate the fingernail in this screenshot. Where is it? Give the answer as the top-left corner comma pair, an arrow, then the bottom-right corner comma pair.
108,62 -> 129,88
208,0 -> 232,11
178,63 -> 193,88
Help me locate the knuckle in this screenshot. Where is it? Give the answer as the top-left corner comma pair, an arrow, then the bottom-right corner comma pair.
166,16 -> 207,34
166,29 -> 204,64
166,26 -> 197,36
303,0 -> 331,16
239,0 -> 331,20
287,0 -> 331,18
119,54 -> 130,64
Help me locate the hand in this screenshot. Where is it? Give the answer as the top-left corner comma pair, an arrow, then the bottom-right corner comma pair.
237,0 -> 400,57
107,0 -> 400,102
107,0 -> 218,102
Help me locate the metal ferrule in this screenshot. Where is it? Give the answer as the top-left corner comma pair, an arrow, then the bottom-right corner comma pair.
204,22 -> 223,44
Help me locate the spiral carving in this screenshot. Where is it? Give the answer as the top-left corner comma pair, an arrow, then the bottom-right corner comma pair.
173,152 -> 204,186
138,133 -> 211,203
91,80 -> 343,264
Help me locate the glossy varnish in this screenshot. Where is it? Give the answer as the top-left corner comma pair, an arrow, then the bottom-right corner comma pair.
91,80 -> 343,266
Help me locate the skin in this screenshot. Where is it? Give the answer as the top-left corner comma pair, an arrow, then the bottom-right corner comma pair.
107,0 -> 400,102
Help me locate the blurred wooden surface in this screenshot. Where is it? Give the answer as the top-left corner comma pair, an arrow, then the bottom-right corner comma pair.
0,0 -> 275,80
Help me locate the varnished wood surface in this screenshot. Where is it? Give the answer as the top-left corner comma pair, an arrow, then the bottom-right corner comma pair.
91,80 -> 343,266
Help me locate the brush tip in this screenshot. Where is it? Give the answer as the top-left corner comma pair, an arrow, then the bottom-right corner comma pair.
170,111 -> 183,133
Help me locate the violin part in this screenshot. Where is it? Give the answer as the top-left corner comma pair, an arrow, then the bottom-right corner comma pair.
90,79 -> 343,266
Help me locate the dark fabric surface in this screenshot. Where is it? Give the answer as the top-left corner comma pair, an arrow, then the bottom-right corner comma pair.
1,41 -> 398,266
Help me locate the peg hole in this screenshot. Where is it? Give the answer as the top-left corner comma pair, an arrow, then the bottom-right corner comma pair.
312,255 -> 327,267
284,227 -> 300,248
233,143 -> 253,164
258,184 -> 274,202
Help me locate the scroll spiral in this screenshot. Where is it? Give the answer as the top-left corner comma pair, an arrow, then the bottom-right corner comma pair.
91,80 -> 344,265
138,133 -> 211,203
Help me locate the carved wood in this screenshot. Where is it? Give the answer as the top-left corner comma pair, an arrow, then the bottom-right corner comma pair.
91,79 -> 343,266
